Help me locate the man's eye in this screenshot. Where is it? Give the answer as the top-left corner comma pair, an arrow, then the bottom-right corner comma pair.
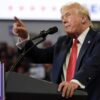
64,13 -> 71,17
61,13 -> 71,19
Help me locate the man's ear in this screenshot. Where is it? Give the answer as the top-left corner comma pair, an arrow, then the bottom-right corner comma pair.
81,16 -> 87,24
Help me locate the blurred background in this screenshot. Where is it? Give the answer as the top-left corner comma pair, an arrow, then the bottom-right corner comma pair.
1,0 -> 100,81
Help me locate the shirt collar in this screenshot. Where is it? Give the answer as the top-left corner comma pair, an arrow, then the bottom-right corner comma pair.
78,27 -> 90,45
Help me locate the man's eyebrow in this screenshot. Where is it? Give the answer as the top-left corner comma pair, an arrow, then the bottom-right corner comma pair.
61,12 -> 71,18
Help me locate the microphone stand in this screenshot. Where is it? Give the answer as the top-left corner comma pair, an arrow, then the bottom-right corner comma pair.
5,36 -> 46,88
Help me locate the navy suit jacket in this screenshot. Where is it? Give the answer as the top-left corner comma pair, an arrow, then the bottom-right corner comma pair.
20,28 -> 100,100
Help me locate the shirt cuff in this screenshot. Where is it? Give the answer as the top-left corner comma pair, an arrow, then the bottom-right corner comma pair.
71,79 -> 85,89
16,34 -> 30,49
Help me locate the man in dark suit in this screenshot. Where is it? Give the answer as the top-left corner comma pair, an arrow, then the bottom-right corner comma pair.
12,2 -> 100,100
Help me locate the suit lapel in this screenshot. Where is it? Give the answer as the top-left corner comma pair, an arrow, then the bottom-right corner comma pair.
52,37 -> 72,83
58,38 -> 72,67
76,28 -> 96,71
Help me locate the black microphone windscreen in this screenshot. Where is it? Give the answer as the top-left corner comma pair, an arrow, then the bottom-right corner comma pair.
47,26 -> 58,34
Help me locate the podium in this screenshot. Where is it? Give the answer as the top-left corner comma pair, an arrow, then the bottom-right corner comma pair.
6,72 -> 87,100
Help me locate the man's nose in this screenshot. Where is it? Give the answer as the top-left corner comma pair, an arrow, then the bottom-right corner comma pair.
62,18 -> 68,24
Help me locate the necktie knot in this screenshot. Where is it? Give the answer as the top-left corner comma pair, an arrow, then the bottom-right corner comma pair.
73,39 -> 78,45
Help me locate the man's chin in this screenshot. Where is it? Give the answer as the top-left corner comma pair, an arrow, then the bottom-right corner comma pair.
67,33 -> 76,38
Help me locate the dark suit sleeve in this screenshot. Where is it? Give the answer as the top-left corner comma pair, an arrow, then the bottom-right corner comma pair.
18,40 -> 54,63
74,33 -> 100,87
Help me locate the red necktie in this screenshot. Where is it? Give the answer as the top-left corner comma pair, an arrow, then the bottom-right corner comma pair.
66,39 -> 78,82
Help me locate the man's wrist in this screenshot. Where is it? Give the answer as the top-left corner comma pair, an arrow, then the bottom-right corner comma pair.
16,34 -> 30,49
71,79 -> 85,89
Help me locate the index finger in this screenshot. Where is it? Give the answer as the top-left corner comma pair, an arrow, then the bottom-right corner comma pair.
58,81 -> 66,92
14,16 -> 23,26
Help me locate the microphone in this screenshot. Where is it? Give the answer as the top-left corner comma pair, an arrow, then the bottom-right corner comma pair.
31,26 -> 58,40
